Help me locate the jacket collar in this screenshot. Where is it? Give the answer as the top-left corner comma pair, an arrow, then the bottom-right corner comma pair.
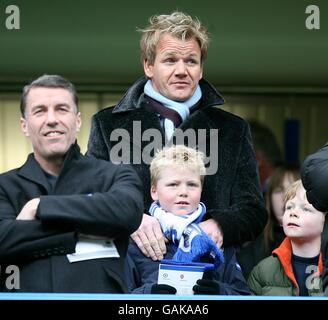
18,142 -> 81,190
112,76 -> 225,114
273,237 -> 324,292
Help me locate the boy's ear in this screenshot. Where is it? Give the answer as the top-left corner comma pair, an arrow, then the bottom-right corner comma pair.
150,185 -> 159,201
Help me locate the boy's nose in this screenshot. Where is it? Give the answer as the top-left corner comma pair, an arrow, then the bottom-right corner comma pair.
178,185 -> 188,196
289,210 -> 300,218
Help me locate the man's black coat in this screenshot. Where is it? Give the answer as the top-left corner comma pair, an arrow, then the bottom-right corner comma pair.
0,144 -> 143,292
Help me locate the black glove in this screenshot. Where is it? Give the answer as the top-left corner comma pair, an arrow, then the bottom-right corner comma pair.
151,284 -> 177,294
193,279 -> 220,295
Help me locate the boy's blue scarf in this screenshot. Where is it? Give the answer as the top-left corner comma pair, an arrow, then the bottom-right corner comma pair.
149,201 -> 224,267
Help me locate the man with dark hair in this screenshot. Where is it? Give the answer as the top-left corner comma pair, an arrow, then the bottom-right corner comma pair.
0,74 -> 143,292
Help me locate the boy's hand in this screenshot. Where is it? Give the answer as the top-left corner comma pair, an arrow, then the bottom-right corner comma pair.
151,284 -> 177,294
193,279 -> 220,295
199,218 -> 223,248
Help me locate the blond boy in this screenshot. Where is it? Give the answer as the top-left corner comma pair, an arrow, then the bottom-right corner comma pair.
126,145 -> 250,295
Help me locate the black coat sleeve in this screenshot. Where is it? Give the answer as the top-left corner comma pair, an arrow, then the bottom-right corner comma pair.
208,123 -> 267,246
301,142 -> 328,213
301,142 -> 328,294
87,113 -> 110,160
0,186 -> 76,264
38,163 -> 143,238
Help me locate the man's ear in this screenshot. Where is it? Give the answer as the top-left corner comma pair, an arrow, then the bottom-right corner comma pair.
199,63 -> 203,80
144,59 -> 153,78
150,185 -> 159,201
20,117 -> 29,137
76,112 -> 82,132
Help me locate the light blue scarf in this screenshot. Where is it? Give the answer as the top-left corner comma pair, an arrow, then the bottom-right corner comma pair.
149,201 -> 225,267
144,80 -> 202,140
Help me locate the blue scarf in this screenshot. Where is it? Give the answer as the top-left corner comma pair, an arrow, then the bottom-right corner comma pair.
144,80 -> 202,140
149,201 -> 224,267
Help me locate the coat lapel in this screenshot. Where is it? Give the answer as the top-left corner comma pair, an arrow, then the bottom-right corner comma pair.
110,99 -> 166,150
18,154 -> 50,192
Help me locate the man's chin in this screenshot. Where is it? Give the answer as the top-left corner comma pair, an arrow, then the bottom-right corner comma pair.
172,95 -> 191,102
45,148 -> 68,160
168,91 -> 193,102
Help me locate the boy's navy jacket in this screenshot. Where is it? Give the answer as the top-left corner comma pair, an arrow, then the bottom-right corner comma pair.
126,240 -> 250,295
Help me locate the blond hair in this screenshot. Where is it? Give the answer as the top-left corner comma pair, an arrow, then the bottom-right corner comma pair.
150,145 -> 206,186
283,179 -> 304,206
138,11 -> 209,65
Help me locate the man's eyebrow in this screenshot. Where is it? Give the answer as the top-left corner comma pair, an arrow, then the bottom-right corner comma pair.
55,103 -> 70,107
162,51 -> 178,56
30,103 -> 71,111
163,51 -> 198,57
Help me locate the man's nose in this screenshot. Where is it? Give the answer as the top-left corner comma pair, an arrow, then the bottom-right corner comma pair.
175,60 -> 187,75
46,109 -> 58,125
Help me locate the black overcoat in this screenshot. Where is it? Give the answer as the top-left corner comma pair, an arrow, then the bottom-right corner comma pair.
0,143 -> 143,292
87,77 -> 267,246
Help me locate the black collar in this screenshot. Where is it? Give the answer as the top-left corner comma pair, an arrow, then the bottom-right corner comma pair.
18,142 -> 81,191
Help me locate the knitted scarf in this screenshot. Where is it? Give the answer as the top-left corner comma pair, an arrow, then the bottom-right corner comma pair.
149,201 -> 225,267
144,80 -> 202,140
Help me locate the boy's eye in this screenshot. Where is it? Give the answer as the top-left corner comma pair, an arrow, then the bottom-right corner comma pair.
167,183 -> 177,187
188,182 -> 199,187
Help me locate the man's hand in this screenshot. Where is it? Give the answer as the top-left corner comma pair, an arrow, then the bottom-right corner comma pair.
199,218 -> 223,248
16,198 -> 40,220
130,214 -> 166,260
